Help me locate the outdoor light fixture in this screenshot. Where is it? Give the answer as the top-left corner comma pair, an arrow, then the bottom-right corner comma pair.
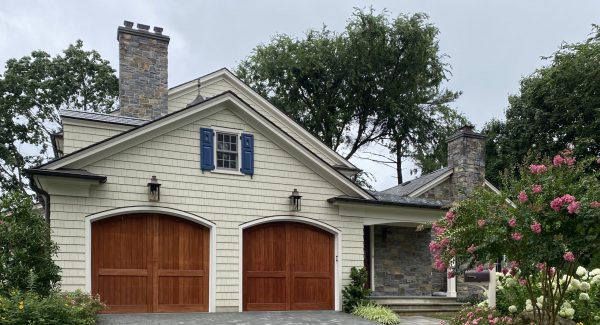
289,188 -> 302,211
147,175 -> 161,201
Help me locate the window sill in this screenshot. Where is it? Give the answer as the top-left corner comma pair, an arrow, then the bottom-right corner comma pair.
210,169 -> 245,176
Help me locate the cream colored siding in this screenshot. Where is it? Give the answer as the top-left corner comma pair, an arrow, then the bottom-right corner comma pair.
168,77 -> 340,166
51,106 -> 363,310
62,122 -> 132,155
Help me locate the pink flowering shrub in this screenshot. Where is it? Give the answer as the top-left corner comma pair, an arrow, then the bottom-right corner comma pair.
430,152 -> 600,324
446,305 -> 515,325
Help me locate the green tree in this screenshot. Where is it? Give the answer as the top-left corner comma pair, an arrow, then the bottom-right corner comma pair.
0,40 -> 118,193
0,191 -> 61,296
485,26 -> 600,186
237,8 -> 465,184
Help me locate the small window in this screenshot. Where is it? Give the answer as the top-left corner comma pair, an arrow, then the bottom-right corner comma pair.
216,132 -> 238,170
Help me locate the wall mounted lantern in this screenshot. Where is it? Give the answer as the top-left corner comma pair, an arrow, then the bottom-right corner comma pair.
289,188 -> 302,211
147,175 -> 161,201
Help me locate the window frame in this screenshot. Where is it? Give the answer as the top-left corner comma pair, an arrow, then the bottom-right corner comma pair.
211,126 -> 244,175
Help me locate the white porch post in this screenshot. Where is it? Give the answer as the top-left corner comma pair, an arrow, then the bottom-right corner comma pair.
447,258 -> 457,298
488,268 -> 497,308
370,225 -> 375,290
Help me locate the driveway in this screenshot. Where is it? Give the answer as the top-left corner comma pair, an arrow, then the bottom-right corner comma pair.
97,311 -> 443,325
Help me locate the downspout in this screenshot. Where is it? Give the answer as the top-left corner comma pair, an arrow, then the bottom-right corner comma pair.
28,175 -> 51,223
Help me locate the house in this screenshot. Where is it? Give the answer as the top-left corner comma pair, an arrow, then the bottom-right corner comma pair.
27,22 -> 498,313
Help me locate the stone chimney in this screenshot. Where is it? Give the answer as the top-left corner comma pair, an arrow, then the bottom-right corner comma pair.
447,125 -> 486,201
117,21 -> 169,119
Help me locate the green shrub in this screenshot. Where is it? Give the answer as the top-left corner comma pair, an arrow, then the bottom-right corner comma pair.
0,289 -> 105,325
0,191 -> 60,296
352,302 -> 400,325
342,267 -> 371,313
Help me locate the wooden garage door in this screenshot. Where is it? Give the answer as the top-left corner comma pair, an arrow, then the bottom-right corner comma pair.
92,214 -> 209,313
243,222 -> 334,311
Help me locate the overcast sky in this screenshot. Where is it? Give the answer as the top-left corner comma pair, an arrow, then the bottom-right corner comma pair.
2,0 -> 599,190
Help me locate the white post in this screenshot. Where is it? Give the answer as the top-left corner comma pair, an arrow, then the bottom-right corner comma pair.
447,258 -> 457,298
488,269 -> 497,308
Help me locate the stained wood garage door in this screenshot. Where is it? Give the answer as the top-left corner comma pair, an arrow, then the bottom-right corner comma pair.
92,214 -> 209,313
243,222 -> 335,311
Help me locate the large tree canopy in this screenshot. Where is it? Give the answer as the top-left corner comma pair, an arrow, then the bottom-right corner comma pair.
0,40 -> 118,193
236,8 -> 465,184
484,26 -> 600,186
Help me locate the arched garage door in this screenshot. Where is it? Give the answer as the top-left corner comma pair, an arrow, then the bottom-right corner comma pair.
243,222 -> 335,311
92,214 -> 209,313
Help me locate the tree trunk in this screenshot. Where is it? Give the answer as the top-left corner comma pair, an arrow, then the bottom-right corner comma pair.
396,139 -> 403,184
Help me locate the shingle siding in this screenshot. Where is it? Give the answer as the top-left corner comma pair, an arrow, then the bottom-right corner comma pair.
50,106 -> 363,309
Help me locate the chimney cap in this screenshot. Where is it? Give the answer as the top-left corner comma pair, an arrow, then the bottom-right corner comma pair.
124,20 -> 134,28
447,124 -> 485,142
137,23 -> 150,31
153,26 -> 164,34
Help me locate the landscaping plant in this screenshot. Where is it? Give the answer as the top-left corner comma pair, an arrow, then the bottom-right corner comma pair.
429,151 -> 600,324
352,302 -> 400,325
444,305 -> 516,325
342,267 -> 372,313
0,289 -> 105,325
0,191 -> 60,296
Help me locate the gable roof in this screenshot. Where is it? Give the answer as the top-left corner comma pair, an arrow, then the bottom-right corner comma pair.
168,68 -> 358,170
34,91 -> 374,200
381,167 -> 453,197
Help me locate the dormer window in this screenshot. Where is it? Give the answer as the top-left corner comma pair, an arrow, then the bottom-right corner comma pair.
216,132 -> 238,170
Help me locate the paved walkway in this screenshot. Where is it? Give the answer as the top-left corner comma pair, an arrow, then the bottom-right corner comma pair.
97,311 -> 443,325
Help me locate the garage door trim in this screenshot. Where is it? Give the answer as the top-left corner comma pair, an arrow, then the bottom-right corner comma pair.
239,216 -> 341,312
84,206 -> 217,312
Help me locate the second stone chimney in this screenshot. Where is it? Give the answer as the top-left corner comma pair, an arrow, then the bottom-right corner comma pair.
447,125 -> 486,201
117,21 -> 169,120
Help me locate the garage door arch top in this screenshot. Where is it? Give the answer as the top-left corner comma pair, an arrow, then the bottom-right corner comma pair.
85,207 -> 216,313
239,217 -> 342,312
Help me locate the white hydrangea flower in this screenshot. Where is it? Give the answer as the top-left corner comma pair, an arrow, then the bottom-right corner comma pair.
579,292 -> 590,301
562,301 -> 572,309
537,296 -> 545,304
568,279 -> 581,291
496,272 -> 504,278
576,266 -> 588,277
508,305 -> 518,313
591,275 -> 600,285
565,308 -> 575,319
525,304 -> 533,311
590,268 -> 600,276
594,315 -> 600,321
580,281 -> 591,291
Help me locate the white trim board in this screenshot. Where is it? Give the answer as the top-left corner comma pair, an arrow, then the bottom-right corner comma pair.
83,206 -> 218,313
237,216 -> 343,312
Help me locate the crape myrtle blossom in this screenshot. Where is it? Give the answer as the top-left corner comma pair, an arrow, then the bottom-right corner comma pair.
517,191 -> 528,202
529,164 -> 548,174
532,184 -> 542,193
564,252 -> 575,263
530,221 -> 542,234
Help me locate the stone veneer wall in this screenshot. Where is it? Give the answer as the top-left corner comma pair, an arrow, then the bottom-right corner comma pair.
118,21 -> 169,120
447,126 -> 486,201
373,226 -> 433,296
420,178 -> 453,201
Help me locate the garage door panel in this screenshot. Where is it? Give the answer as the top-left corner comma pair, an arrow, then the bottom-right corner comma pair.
92,214 -> 209,313
243,222 -> 334,311
96,275 -> 151,312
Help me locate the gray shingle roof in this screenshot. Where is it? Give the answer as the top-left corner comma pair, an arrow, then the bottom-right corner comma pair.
60,110 -> 150,126
380,166 -> 453,197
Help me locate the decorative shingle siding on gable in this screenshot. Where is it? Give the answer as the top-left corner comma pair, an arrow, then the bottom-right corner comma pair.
168,78 -> 341,166
50,107 -> 364,311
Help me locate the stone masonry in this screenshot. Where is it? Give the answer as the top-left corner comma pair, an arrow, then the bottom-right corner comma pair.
446,125 -> 486,201
117,21 -> 169,120
373,226 -> 433,296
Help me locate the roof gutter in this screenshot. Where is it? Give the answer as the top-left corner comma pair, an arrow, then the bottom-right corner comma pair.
327,196 -> 446,209
25,169 -> 107,183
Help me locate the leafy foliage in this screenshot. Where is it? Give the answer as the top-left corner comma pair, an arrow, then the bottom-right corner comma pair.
446,305 -> 517,325
342,267 -> 372,313
0,289 -> 105,325
0,40 -> 118,193
237,8 -> 466,184
352,302 -> 400,325
0,191 -> 60,296
485,25 -> 600,186
430,151 -> 600,324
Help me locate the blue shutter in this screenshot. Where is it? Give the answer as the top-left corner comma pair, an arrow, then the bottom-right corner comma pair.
200,128 -> 215,171
240,133 -> 254,175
